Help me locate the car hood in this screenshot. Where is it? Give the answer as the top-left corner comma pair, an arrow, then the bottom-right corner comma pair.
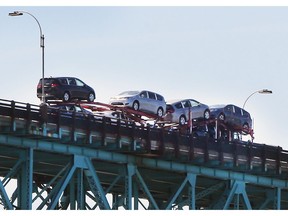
111,91 -> 140,99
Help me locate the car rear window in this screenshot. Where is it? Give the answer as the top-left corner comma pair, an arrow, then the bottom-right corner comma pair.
42,79 -> 54,85
175,102 -> 183,109
242,110 -> 250,118
156,94 -> 164,101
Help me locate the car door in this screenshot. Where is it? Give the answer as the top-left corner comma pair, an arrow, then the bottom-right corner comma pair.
233,106 -> 243,128
224,105 -> 234,124
139,91 -> 149,112
144,91 -> 158,113
182,100 -> 191,119
75,78 -> 88,99
67,78 -> 78,98
190,99 -> 202,119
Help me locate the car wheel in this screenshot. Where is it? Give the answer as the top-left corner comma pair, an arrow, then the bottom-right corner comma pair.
132,101 -> 139,111
87,92 -> 95,102
204,109 -> 210,120
218,113 -> 225,121
157,107 -> 164,117
179,115 -> 186,126
63,92 -> 70,102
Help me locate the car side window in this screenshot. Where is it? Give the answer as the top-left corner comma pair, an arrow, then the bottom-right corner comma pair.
190,100 -> 199,107
224,105 -> 233,114
182,100 -> 190,108
75,79 -> 85,87
59,78 -> 68,85
156,94 -> 163,101
148,92 -> 156,100
234,106 -> 242,116
140,91 -> 148,98
175,102 -> 183,109
242,109 -> 249,118
68,78 -> 76,85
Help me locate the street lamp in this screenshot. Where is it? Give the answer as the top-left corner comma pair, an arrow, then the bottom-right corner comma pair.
9,11 -> 45,103
243,89 -> 273,109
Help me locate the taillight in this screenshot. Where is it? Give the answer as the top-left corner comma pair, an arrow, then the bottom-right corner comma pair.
37,83 -> 41,89
51,83 -> 59,87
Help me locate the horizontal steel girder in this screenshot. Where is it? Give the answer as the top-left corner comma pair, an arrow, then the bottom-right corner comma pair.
0,134 -> 288,189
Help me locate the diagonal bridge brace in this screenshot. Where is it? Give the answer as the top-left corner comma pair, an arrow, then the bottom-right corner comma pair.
36,155 -> 111,210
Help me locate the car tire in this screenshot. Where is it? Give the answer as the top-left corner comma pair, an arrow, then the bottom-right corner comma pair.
132,101 -> 139,111
179,115 -> 186,126
63,92 -> 70,102
87,92 -> 95,102
218,113 -> 225,121
204,109 -> 210,120
157,107 -> 164,117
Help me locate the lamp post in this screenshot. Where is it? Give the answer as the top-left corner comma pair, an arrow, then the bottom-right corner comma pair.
243,89 -> 273,109
9,11 -> 45,103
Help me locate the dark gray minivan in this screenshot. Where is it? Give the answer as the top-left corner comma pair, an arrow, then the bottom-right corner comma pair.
209,104 -> 252,131
37,77 -> 95,102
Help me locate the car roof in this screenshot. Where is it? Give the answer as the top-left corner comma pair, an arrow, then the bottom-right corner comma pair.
118,90 -> 163,95
166,99 -> 199,104
43,77 -> 78,80
209,104 -> 246,111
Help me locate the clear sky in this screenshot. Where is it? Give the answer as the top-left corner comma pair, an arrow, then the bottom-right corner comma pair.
0,5 -> 287,149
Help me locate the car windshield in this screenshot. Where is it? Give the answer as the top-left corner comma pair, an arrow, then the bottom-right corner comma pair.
118,91 -> 140,96
40,78 -> 54,85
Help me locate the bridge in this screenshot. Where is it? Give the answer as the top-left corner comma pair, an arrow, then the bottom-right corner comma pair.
0,99 -> 287,210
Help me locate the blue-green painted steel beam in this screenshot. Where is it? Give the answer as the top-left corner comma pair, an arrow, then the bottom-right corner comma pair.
126,163 -> 135,210
0,178 -> 13,209
18,148 -> 33,210
223,180 -> 252,210
69,177 -> 76,210
277,188 -> 281,210
2,159 -> 22,186
223,181 -> 238,209
48,165 -> 77,209
105,175 -> 121,194
133,181 -> 138,210
166,176 -> 188,209
84,158 -> 111,210
1,134 -> 287,190
32,163 -> 71,204
37,163 -> 75,210
135,168 -> 159,210
77,169 -> 85,210
187,173 -> 197,210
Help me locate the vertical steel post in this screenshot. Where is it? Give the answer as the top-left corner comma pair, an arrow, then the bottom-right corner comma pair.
69,177 -> 76,210
77,169 -> 85,210
0,179 -> 13,209
276,187 -> 281,210
187,173 -> 197,210
18,148 -> 33,209
126,163 -> 135,210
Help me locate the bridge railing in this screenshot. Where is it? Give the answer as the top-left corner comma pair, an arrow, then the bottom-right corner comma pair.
0,99 -> 287,176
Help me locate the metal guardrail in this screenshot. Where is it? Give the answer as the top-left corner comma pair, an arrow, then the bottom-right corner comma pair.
0,99 -> 287,177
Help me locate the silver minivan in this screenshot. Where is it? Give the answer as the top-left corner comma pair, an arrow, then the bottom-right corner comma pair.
164,99 -> 210,125
109,90 -> 166,117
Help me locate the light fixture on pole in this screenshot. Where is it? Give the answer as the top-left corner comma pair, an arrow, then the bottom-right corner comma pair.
243,89 -> 273,109
9,11 -> 45,103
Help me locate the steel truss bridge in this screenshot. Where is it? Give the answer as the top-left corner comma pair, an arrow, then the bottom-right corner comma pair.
0,99 -> 287,210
